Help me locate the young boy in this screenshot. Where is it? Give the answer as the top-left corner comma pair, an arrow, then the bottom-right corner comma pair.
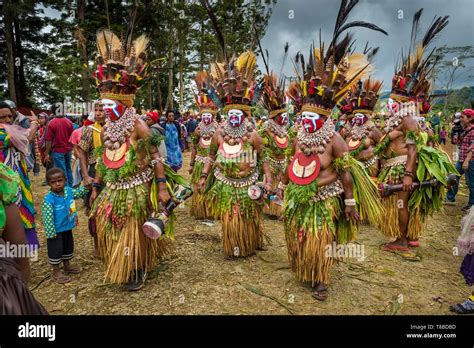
41,167 -> 88,283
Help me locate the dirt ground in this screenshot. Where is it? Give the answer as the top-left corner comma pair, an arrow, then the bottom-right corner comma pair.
28,147 -> 471,315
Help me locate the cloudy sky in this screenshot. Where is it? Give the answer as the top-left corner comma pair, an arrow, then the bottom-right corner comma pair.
259,0 -> 474,92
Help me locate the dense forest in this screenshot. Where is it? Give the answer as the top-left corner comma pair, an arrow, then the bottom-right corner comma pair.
0,0 -> 276,111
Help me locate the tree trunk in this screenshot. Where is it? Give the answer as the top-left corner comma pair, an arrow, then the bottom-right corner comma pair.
165,0 -> 175,111
4,0 -> 17,104
199,19 -> 204,70
76,0 -> 91,102
165,36 -> 175,111
156,72 -> 163,111
148,81 -> 153,110
178,28 -> 185,111
14,18 -> 27,106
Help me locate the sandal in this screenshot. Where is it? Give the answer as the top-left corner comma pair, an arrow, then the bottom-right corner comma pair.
407,240 -> 420,248
52,272 -> 71,284
312,288 -> 328,301
381,244 -> 409,252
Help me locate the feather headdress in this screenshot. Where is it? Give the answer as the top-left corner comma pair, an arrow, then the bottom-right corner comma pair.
209,50 -> 262,114
390,8 -> 449,105
286,0 -> 388,116
259,43 -> 290,118
338,77 -> 383,116
194,71 -> 219,115
94,28 -> 150,106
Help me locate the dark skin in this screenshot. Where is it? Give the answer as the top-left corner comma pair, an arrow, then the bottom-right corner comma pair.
47,172 -> 80,282
90,116 -> 170,207
276,116 -> 360,300
382,114 -> 418,249
0,108 -> 39,143
189,114 -> 218,175
197,117 -> 273,194
2,204 -> 31,283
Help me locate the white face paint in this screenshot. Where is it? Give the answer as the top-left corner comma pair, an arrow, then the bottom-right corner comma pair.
301,111 -> 322,133
277,112 -> 289,126
201,112 -> 213,125
227,109 -> 244,127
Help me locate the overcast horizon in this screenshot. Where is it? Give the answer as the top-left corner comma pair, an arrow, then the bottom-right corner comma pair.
259,0 -> 474,92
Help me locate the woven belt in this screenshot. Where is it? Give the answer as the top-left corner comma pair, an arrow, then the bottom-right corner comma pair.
214,167 -> 258,188
384,155 -> 407,168
106,168 -> 154,190
313,180 -> 344,202
363,155 -> 378,168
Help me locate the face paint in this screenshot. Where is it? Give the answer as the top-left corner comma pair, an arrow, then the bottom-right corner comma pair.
351,113 -> 368,127
301,111 -> 324,133
227,109 -> 244,127
387,98 -> 399,114
201,112 -> 213,125
276,112 -> 289,126
101,99 -> 126,121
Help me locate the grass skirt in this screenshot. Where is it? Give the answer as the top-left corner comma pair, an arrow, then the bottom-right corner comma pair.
190,160 -> 212,219
92,180 -> 171,284
207,178 -> 263,257
284,181 -> 355,285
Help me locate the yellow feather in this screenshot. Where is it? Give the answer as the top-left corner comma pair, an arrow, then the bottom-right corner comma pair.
345,53 -> 373,80
132,34 -> 149,58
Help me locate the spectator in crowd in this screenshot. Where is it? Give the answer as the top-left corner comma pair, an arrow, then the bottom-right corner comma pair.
160,109 -> 182,172
144,110 -> 167,159
0,162 -> 48,314
446,109 -> 474,209
440,126 -> 447,145
186,112 -> 198,150
450,207 -> 474,314
69,115 -> 86,187
0,101 -> 39,248
44,106 -> 74,187
41,167 -> 88,283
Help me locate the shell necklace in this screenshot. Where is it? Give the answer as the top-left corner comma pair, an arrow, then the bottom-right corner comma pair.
104,107 -> 138,150
222,119 -> 254,145
264,119 -> 287,138
199,120 -> 218,140
297,117 -> 335,155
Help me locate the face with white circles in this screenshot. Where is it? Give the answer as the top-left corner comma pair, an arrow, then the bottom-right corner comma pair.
201,112 -> 213,125
227,109 -> 244,127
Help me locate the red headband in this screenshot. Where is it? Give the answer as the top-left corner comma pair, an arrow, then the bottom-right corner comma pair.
147,111 -> 159,123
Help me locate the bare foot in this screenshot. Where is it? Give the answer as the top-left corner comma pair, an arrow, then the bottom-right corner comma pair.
63,262 -> 81,274
52,270 -> 71,284
312,283 -> 328,301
